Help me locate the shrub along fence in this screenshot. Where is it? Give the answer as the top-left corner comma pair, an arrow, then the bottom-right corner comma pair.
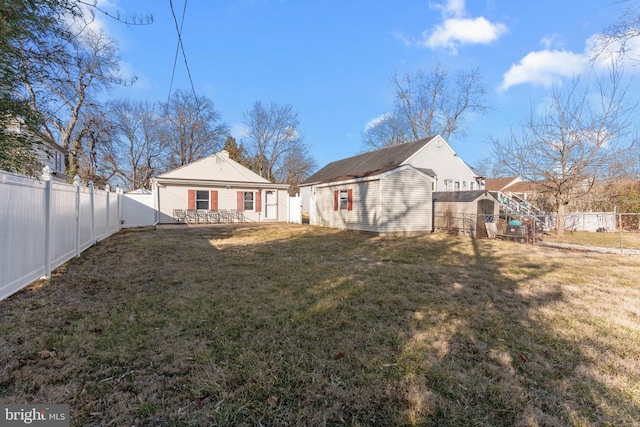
0,168 -> 124,302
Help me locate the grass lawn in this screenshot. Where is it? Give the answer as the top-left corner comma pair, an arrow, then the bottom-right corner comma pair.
1,224 -> 639,426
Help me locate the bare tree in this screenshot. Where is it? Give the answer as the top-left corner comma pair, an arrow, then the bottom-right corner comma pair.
162,90 -> 228,168
596,0 -> 640,61
361,113 -> 411,151
73,105 -> 116,188
242,101 -> 310,182
491,62 -> 636,236
363,63 -> 489,149
102,99 -> 165,190
23,28 -> 133,177
276,144 -> 317,195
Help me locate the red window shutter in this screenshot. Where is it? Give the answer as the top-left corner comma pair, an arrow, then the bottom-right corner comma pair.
256,191 -> 262,213
188,190 -> 195,209
347,189 -> 353,211
211,190 -> 218,210
237,191 -> 244,212
334,190 -> 338,211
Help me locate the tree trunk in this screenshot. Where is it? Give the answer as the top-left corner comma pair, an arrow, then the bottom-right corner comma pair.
556,203 -> 566,237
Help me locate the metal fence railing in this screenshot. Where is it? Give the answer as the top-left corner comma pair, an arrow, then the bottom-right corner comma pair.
433,211 -> 640,254
538,213 -> 640,254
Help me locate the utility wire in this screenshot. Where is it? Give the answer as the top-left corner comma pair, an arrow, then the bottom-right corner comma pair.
167,0 -> 197,111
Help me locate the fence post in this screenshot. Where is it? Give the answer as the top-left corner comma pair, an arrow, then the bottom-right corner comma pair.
105,184 -> 110,236
116,185 -> 122,231
619,212 -> 623,253
74,175 -> 81,257
89,180 -> 95,245
42,166 -> 53,279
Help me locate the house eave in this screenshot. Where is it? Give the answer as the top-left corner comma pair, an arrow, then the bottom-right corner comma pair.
309,165 -> 433,189
153,177 -> 289,190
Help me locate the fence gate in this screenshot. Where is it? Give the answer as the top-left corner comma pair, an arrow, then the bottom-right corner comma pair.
288,195 -> 302,224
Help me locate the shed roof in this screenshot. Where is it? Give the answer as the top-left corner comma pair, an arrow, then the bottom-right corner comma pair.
432,190 -> 497,203
302,136 -> 438,185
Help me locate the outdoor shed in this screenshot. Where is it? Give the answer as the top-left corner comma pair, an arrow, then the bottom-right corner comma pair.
153,151 -> 290,223
432,190 -> 500,237
311,164 -> 434,235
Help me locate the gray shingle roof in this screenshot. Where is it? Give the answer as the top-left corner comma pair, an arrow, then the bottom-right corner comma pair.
302,136 -> 437,185
432,190 -> 496,203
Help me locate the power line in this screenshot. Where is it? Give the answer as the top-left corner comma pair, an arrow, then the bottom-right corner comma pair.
167,0 -> 197,109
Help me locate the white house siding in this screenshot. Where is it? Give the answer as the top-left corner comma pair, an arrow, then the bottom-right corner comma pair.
379,168 -> 432,235
403,136 -> 477,192
157,185 -> 288,223
314,180 -> 381,232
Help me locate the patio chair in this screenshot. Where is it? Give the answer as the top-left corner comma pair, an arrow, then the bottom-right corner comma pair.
231,209 -> 245,223
219,209 -> 232,223
185,209 -> 197,224
173,209 -> 186,223
197,210 -> 210,223
209,210 -> 221,223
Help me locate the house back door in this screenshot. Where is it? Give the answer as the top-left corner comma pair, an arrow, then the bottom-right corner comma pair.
265,190 -> 277,219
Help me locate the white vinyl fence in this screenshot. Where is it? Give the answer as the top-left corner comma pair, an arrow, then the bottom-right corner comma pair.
288,194 -> 302,224
0,169 -> 124,302
121,192 -> 157,228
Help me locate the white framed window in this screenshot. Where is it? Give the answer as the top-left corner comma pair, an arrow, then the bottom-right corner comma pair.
445,180 -> 454,191
243,192 -> 254,211
339,190 -> 348,210
470,181 -> 476,190
454,181 -> 461,191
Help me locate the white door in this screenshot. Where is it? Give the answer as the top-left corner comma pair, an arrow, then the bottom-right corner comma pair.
265,190 -> 277,219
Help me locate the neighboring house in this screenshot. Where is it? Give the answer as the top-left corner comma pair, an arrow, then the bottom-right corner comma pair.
300,135 -> 480,235
38,138 -> 68,183
152,150 -> 290,223
485,176 -> 540,202
4,118 -> 68,182
432,190 -> 501,237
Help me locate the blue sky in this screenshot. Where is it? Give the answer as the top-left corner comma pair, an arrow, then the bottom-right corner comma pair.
94,0 -> 636,173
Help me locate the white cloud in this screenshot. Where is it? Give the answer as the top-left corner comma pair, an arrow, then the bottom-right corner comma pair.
540,34 -> 564,50
500,31 -> 640,92
417,0 -> 506,54
422,17 -> 507,54
500,50 -> 586,91
585,33 -> 640,68
364,113 -> 393,131
429,0 -> 465,18
231,123 -> 250,140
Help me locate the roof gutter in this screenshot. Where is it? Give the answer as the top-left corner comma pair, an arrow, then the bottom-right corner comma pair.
153,177 -> 289,189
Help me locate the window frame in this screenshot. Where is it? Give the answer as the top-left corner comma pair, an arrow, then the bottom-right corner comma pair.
338,190 -> 349,210
196,190 -> 210,209
243,191 -> 254,211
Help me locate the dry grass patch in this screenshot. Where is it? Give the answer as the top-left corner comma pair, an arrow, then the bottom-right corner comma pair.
1,224 -> 639,426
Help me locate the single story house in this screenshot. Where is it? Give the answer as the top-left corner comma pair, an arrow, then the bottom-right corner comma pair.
152,150 -> 290,223
432,190 -> 501,237
309,164 -> 434,235
300,135 -> 482,234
